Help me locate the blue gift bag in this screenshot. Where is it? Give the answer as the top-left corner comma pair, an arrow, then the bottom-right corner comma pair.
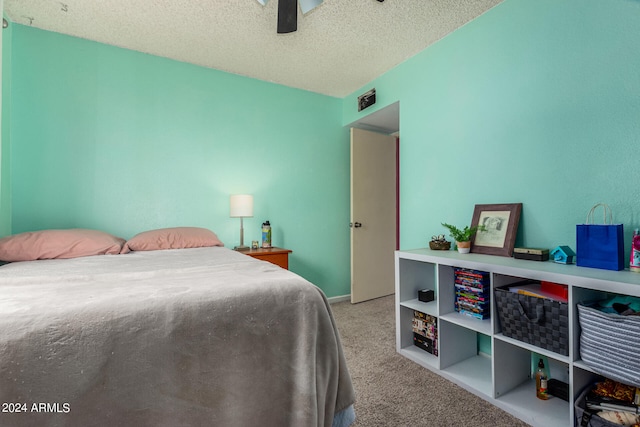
576,204 -> 624,271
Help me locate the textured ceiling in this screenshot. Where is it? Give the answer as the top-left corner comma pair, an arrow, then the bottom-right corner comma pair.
3,0 -> 503,97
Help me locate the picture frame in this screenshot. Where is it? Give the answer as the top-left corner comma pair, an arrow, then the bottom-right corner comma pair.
470,203 -> 522,257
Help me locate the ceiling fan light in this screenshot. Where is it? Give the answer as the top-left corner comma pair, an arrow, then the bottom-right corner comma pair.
299,0 -> 323,14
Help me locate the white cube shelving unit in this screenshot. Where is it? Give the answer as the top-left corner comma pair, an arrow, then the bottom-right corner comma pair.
395,248 -> 640,427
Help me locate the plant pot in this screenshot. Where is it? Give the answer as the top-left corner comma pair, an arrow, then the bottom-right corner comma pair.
456,241 -> 471,254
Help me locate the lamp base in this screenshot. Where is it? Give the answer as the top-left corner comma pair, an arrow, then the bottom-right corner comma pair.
234,245 -> 250,251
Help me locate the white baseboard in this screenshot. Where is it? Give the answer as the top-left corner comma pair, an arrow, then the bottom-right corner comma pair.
327,294 -> 350,304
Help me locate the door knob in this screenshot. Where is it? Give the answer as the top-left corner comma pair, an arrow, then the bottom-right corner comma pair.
354,222 -> 362,228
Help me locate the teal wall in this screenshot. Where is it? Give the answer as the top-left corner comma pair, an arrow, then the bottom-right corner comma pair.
7,0 -> 640,299
9,26 -> 350,297
343,0 -> 640,263
0,14 -> 10,237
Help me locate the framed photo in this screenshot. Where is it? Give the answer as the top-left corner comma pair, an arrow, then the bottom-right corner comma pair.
470,203 -> 522,257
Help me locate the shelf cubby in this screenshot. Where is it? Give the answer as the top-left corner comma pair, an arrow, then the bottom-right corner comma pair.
396,257 -> 436,306
439,319 -> 492,397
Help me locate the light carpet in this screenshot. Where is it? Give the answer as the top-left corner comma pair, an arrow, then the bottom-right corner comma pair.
330,295 -> 531,427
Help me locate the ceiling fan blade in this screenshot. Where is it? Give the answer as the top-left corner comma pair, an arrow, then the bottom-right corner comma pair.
299,0 -> 323,14
277,0 -> 297,33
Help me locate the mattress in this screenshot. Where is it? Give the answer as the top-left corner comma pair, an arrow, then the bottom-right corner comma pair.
0,247 -> 355,427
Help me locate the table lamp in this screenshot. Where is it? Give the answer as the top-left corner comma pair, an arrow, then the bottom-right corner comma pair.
230,194 -> 253,251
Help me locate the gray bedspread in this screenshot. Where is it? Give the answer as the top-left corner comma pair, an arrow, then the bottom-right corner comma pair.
0,247 -> 355,427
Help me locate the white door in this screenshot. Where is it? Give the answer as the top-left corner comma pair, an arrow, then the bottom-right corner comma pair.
350,128 -> 397,303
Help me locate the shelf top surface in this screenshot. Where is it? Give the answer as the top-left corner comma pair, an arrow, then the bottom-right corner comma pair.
397,248 -> 640,293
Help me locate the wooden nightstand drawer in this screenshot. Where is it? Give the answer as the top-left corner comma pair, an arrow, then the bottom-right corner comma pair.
244,247 -> 292,270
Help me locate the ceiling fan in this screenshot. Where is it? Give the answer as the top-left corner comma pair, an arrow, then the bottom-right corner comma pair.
255,0 -> 323,34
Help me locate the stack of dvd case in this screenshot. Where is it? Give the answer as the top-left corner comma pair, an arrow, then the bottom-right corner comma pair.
454,267 -> 490,320
412,310 -> 438,356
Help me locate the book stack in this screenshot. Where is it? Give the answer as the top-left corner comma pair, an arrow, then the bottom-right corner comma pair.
412,310 -> 438,356
454,267 -> 490,320
508,279 -> 568,303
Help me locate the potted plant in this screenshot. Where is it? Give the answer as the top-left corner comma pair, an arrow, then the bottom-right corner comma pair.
441,222 -> 487,254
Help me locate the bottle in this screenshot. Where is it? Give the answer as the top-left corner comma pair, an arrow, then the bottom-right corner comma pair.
536,358 -> 549,400
261,221 -> 272,248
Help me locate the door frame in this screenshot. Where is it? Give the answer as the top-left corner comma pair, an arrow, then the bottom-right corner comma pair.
348,101 -> 400,250
347,101 -> 400,301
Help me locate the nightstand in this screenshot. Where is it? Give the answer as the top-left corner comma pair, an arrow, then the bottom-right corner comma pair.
244,247 -> 292,270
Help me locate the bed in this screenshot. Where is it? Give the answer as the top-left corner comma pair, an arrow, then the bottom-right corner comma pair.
0,229 -> 355,427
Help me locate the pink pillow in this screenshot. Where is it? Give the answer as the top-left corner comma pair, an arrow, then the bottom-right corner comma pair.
0,229 -> 126,262
121,227 -> 223,253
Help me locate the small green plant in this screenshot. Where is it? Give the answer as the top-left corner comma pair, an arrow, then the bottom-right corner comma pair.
441,223 -> 487,242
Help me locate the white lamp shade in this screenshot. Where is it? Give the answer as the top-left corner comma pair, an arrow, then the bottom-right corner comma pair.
230,195 -> 254,218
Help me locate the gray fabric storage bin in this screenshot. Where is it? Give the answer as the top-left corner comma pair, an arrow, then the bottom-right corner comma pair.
578,303 -> 640,388
494,286 -> 569,355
